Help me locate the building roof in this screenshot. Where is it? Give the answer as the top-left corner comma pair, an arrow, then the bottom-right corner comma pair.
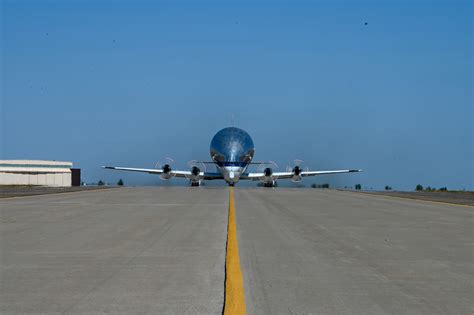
0,160 -> 73,173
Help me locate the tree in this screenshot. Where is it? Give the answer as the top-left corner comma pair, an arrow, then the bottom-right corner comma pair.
98,180 -> 105,186
439,187 -> 447,191
311,183 -> 317,188
415,184 -> 423,191
355,184 -> 362,190
385,186 -> 392,191
117,179 -> 124,186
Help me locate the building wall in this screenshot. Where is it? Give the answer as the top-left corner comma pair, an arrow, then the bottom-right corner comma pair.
0,172 -> 72,187
0,160 -> 73,187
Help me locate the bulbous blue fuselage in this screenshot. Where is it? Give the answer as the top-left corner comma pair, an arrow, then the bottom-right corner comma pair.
210,127 -> 255,185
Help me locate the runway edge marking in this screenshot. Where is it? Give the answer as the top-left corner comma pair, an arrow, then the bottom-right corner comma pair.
223,187 -> 247,315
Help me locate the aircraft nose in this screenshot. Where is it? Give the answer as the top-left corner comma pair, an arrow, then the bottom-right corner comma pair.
229,171 -> 235,179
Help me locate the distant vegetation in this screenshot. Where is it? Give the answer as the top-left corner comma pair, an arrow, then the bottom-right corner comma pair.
117,179 -> 124,186
415,184 -> 448,192
355,184 -> 362,190
98,180 -> 105,186
385,186 -> 392,191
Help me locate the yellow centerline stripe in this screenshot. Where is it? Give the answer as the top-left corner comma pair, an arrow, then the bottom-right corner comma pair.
223,187 -> 247,315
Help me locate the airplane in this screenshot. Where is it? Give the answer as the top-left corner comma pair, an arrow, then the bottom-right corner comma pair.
103,127 -> 362,187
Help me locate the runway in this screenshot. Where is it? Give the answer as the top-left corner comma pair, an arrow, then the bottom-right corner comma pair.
0,188 -> 228,314
1,187 -> 472,314
236,189 -> 473,314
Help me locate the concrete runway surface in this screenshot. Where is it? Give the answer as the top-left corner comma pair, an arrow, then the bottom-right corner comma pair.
0,188 -> 228,314
1,187 -> 473,314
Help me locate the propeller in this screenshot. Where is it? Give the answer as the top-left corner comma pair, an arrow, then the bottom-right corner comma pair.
286,159 -> 309,182
155,157 -> 176,180
185,160 -> 207,180
257,161 -> 279,185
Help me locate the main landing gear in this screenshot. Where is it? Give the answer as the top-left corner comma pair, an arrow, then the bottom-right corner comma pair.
263,180 -> 276,188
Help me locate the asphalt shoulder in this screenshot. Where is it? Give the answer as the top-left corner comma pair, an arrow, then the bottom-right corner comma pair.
0,185 -> 117,199
346,190 -> 474,206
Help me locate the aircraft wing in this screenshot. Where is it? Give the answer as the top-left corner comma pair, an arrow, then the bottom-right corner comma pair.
202,172 -> 224,180
103,166 -> 164,174
102,166 -> 193,178
243,169 -> 362,180
102,166 -> 224,180
279,169 -> 362,179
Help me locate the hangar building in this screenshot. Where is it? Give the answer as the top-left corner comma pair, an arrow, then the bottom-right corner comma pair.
0,160 -> 77,187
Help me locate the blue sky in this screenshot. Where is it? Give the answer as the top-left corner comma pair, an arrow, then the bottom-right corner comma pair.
1,0 -> 472,190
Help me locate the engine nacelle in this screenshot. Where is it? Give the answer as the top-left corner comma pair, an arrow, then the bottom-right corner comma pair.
263,167 -> 273,177
291,165 -> 302,182
188,166 -> 201,184
293,165 -> 302,175
261,168 -> 277,187
160,164 -> 172,180
257,161 -> 279,187
185,161 -> 205,184
191,166 -> 201,177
